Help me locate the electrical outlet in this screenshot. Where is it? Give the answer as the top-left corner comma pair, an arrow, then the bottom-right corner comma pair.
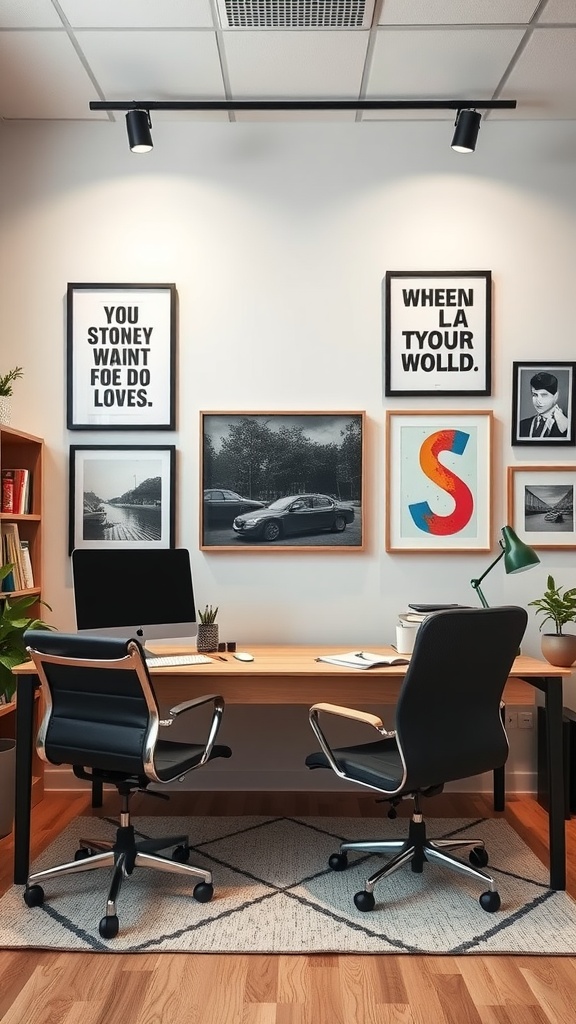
518,711 -> 534,729
506,711 -> 518,730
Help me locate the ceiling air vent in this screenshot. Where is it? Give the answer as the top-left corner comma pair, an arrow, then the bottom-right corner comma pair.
217,0 -> 374,29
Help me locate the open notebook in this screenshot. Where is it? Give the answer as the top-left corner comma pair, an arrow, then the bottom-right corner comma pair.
315,651 -> 410,670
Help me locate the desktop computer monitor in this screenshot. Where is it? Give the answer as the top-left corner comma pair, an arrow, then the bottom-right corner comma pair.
71,548 -> 197,646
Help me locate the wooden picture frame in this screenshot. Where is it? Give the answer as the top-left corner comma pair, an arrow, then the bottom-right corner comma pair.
384,270 -> 492,397
507,465 -> 576,550
67,283 -> 176,430
200,411 -> 365,551
511,361 -> 576,447
386,410 -> 493,553
69,445 -> 175,553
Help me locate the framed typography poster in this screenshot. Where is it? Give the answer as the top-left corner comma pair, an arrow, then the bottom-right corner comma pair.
384,271 -> 491,397
386,411 -> 493,553
67,283 -> 176,429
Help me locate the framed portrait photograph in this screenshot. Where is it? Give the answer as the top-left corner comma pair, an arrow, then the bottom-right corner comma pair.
386,410 -> 493,553
69,445 -> 175,553
507,465 -> 576,550
384,271 -> 491,397
200,411 -> 365,551
511,361 -> 576,446
67,283 -> 176,430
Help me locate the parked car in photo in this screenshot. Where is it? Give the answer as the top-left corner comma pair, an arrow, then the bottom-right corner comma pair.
233,493 -> 355,542
203,488 -> 266,527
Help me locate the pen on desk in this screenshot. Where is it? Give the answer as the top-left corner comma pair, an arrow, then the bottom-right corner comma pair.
217,655 -> 228,662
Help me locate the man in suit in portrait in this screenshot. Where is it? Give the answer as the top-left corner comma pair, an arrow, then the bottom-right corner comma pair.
518,371 -> 569,439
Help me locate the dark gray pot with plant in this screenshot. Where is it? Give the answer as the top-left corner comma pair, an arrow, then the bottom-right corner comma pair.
197,604 -> 219,652
528,575 -> 576,668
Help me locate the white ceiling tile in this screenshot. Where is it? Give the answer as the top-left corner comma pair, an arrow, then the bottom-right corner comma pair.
222,30 -> 369,97
365,27 -> 526,102
57,0 -> 215,29
538,0 -> 576,23
378,0 -> 540,26
0,0 -> 63,27
76,30 -> 226,100
0,30 -> 100,119
497,27 -> 576,118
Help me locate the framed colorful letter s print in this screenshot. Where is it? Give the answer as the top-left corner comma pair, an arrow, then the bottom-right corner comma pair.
386,411 -> 492,553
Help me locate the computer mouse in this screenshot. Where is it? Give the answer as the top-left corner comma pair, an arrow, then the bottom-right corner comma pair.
233,652 -> 254,662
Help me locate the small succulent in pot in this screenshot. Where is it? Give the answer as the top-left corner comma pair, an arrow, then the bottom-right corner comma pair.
197,605 -> 219,652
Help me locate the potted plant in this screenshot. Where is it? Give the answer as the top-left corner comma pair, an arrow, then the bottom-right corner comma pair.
0,366 -> 24,426
528,575 -> 576,667
197,604 -> 219,653
0,563 -> 52,703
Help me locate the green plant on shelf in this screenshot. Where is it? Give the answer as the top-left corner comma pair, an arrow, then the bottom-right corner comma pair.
528,575 -> 576,635
198,604 -> 218,624
0,563 -> 52,703
0,366 -> 24,397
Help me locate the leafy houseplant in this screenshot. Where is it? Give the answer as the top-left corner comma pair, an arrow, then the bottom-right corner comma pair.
0,366 -> 23,426
529,575 -> 576,668
197,604 -> 219,653
0,563 -> 52,702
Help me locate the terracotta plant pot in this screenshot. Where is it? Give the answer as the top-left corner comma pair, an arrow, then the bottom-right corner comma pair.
541,633 -> 576,668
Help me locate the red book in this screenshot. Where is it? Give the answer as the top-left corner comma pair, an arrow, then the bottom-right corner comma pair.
1,469 -> 14,513
12,469 -> 29,515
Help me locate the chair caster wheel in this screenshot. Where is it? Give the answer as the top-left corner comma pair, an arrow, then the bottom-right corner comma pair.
99,915 -> 119,939
23,884 -> 44,908
329,852 -> 348,871
74,848 -> 91,861
354,890 -> 375,912
193,882 -> 213,903
469,846 -> 489,868
479,890 -> 500,913
172,845 -> 190,863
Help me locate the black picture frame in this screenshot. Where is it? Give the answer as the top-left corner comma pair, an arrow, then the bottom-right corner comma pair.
511,362 -> 576,447
67,283 -> 176,430
384,270 -> 492,397
69,445 -> 175,553
200,411 -> 365,551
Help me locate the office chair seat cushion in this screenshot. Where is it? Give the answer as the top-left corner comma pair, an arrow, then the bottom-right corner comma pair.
305,738 -> 405,792
153,740 -> 232,782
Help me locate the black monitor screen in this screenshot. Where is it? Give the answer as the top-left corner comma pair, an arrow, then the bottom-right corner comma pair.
72,548 -> 197,643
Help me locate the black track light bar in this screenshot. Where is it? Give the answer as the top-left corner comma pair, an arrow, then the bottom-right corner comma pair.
90,99 -> 517,113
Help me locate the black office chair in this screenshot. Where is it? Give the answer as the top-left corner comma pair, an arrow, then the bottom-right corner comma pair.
305,606 -> 527,914
22,630 -> 232,939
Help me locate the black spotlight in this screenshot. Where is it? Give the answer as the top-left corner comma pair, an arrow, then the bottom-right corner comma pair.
451,109 -> 481,153
126,109 -> 153,153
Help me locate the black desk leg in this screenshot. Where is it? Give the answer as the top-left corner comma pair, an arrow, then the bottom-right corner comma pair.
14,673 -> 37,885
545,678 -> 566,890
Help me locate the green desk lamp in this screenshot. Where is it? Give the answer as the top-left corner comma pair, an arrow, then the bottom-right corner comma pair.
470,526 -> 540,608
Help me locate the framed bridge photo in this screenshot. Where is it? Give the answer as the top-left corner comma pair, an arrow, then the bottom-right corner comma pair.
386,410 -> 493,553
507,465 -> 576,550
200,411 -> 365,552
384,271 -> 492,397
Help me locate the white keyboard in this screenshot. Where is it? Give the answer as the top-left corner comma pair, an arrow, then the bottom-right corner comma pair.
145,654 -> 213,668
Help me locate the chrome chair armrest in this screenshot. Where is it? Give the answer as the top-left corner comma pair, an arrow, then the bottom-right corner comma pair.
164,694 -> 225,766
309,702 -> 395,779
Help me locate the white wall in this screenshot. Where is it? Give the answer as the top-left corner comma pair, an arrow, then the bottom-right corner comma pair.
1,117 -> 574,790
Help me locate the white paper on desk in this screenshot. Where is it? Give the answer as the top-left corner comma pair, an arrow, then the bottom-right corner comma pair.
315,651 -> 410,670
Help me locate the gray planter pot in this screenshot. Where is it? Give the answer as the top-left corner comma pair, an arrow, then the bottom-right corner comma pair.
0,738 -> 16,839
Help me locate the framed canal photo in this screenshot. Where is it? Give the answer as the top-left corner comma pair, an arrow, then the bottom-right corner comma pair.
507,465 -> 576,550
66,283 -> 176,430
511,361 -> 576,447
386,410 -> 493,553
69,445 -> 175,553
200,411 -> 365,551
384,271 -> 491,397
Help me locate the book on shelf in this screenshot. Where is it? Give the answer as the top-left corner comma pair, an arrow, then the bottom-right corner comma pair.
1,469 -> 14,513
20,540 -> 34,589
2,522 -> 24,590
315,651 -> 410,670
12,469 -> 30,514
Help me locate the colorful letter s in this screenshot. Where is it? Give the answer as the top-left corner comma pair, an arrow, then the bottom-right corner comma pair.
408,429 -> 474,536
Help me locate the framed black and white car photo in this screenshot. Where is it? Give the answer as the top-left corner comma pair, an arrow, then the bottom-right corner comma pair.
507,465 -> 576,549
511,361 -> 576,447
67,283 -> 176,430
384,271 -> 492,397
200,411 -> 365,551
69,445 -> 175,553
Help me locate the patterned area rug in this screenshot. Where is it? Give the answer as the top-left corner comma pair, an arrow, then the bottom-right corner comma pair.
1,815 -> 575,954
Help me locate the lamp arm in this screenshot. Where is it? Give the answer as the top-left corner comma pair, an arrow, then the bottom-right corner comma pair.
470,545 -> 505,608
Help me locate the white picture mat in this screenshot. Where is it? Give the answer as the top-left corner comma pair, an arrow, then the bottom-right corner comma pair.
508,467 -> 576,549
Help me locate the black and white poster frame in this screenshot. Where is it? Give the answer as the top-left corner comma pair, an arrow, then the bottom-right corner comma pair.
384,271 -> 492,397
511,361 -> 576,447
67,283 -> 176,430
